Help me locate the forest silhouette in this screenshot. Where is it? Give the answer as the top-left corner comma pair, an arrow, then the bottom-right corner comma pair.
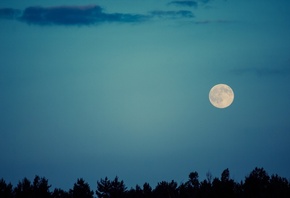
1,167 -> 290,198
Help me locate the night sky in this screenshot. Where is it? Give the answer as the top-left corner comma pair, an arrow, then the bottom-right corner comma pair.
1,0 -> 290,190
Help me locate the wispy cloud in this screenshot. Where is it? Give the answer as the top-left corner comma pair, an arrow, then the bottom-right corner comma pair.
194,19 -> 236,24
0,8 -> 21,19
168,1 -> 198,8
197,0 -> 213,4
0,5 -> 195,26
168,0 -> 214,8
150,10 -> 194,19
19,5 -> 148,25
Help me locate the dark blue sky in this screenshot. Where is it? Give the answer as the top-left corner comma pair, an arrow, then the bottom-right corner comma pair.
1,0 -> 290,190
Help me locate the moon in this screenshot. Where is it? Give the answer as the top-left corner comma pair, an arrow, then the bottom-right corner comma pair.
209,84 -> 234,108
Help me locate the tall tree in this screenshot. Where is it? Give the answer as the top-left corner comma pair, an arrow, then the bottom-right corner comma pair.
154,180 -> 178,198
0,178 -> 13,198
268,174 -> 290,198
96,176 -> 127,198
32,175 -> 51,198
179,171 -> 200,198
244,167 -> 270,197
96,177 -> 111,198
52,188 -> 70,198
70,178 -> 94,198
14,177 -> 33,198
211,169 -> 235,198
188,171 -> 200,189
109,176 -> 127,198
142,182 -> 152,198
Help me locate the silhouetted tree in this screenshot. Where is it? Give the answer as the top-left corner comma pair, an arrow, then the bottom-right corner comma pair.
70,178 -> 94,198
198,171 -> 215,197
135,184 -> 142,195
243,167 -> 270,198
1,166 -> 290,198
211,169 -> 235,198
153,180 -> 178,198
126,182 -> 152,198
234,180 -> 244,198
221,168 -> 230,182
96,176 -> 126,198
188,171 -> 200,189
178,183 -> 188,198
0,178 -> 13,198
14,177 -> 33,198
179,171 -> 200,198
142,182 -> 152,198
110,176 -> 126,198
126,185 -> 142,198
199,179 -> 212,198
52,188 -> 71,198
220,168 -> 236,197
206,171 -> 213,184
268,174 -> 290,197
32,175 -> 51,198
96,177 -> 111,198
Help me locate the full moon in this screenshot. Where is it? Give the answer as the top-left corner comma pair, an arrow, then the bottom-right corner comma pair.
209,84 -> 234,108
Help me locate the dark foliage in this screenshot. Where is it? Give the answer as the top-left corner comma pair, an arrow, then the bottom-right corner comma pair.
1,167 -> 290,198
70,178 -> 94,198
154,180 -> 178,198
0,178 -> 13,198
96,176 -> 126,198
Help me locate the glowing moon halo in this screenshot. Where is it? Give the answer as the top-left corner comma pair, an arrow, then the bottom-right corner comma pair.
209,84 -> 234,108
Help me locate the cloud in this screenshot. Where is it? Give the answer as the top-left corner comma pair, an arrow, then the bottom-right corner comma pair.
0,8 -> 21,19
194,19 -> 236,24
168,1 -> 198,8
197,0 -> 213,3
0,5 -> 196,26
168,0 -> 214,8
150,10 -> 194,18
19,5 -> 148,25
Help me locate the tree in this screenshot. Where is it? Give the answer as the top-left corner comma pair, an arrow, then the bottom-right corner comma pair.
142,182 -> 152,198
211,169 -> 235,198
179,171 -> 200,198
2,166 -> 289,198
188,171 -> 200,189
52,188 -> 70,198
220,168 -> 235,197
14,177 -> 33,198
96,176 -> 126,198
243,167 -> 270,198
198,171 -> 214,197
153,180 -> 178,198
70,178 -> 94,198
126,185 -> 142,198
110,176 -> 127,198
221,168 -> 230,183
32,175 -> 51,198
206,171 -> 213,184
96,177 -> 111,198
0,178 -> 13,198
268,174 -> 290,198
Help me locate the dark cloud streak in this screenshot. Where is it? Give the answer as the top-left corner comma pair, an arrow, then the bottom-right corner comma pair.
168,1 -> 198,8
0,8 -> 21,19
19,5 -> 148,25
194,19 -> 236,24
1,5 -> 194,26
150,10 -> 194,18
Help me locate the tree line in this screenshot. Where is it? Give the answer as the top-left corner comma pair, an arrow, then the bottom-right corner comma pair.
1,167 -> 290,198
